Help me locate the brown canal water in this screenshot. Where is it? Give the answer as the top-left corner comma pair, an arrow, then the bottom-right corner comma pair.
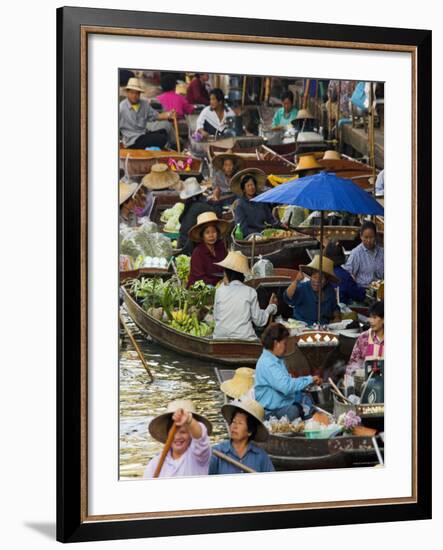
119,311 -> 229,480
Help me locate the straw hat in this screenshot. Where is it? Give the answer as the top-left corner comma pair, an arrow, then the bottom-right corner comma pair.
222,399 -> 269,442
188,211 -> 231,242
212,153 -> 245,173
299,254 -> 340,283
294,154 -> 323,173
220,368 -> 255,399
119,180 -> 143,205
322,150 -> 341,161
148,399 -> 213,443
295,109 -> 316,120
142,163 -> 180,190
179,177 -> 208,200
125,77 -> 145,92
214,250 -> 251,275
230,168 -> 267,197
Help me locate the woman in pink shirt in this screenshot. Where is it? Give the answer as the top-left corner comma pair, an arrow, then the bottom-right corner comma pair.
143,400 -> 212,478
157,73 -> 195,119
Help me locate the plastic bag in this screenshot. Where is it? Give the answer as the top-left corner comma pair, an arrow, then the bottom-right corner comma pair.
251,255 -> 274,278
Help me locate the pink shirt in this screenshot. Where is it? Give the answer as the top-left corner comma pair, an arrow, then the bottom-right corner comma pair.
143,422 -> 210,478
346,329 -> 384,375
157,91 -> 195,118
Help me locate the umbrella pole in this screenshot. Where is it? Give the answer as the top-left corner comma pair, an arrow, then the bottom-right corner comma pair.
317,211 -> 324,324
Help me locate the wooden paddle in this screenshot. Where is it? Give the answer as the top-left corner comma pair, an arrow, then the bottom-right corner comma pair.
172,113 -> 181,154
153,424 -> 178,478
212,449 -> 257,473
119,311 -> 154,383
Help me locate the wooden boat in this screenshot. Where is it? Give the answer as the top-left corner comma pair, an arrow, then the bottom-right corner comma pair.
119,149 -> 203,179
210,142 -> 296,158
216,368 -> 383,470
122,285 -> 264,366
294,225 -> 361,250
231,231 -> 318,269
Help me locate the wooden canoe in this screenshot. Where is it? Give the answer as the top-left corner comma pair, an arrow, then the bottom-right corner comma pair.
122,286 -> 264,366
120,149 -> 203,179
216,368 -> 382,470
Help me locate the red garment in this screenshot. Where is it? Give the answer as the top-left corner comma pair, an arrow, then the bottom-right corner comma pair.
157,91 -> 195,118
186,77 -> 210,105
187,240 -> 227,287
346,329 -> 384,375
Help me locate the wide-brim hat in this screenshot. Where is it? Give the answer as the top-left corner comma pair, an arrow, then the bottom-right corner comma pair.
222,399 -> 269,442
125,77 -> 145,92
299,254 -> 340,284
296,108 -> 316,120
179,177 -> 208,200
119,180 -> 143,205
220,368 -> 255,399
294,154 -> 323,173
142,163 -> 181,190
148,399 -> 212,443
324,241 -> 346,266
212,153 -> 246,173
188,211 -> 231,242
214,250 -> 251,275
322,150 -> 341,161
230,168 -> 268,197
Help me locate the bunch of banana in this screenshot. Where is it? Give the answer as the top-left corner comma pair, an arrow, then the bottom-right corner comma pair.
267,174 -> 297,187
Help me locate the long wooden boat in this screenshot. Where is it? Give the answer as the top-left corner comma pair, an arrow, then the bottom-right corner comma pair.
216,368 -> 383,470
123,286 -> 263,366
120,149 -> 203,179
231,231 -> 318,269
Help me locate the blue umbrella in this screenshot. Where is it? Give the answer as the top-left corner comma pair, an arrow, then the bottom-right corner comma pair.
252,171 -> 384,215
252,171 -> 384,323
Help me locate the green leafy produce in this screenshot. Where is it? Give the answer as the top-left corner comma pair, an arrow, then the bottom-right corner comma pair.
175,255 -> 191,285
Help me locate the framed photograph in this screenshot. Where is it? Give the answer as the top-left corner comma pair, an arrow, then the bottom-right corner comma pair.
57,6 -> 432,543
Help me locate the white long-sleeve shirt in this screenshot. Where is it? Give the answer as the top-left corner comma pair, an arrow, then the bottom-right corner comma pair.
196,105 -> 235,134
143,422 -> 210,479
213,280 -> 277,340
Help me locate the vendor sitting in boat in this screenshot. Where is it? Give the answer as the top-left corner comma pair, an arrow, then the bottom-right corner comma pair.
213,251 -> 278,340
346,300 -> 384,376
195,88 -> 235,139
324,240 -> 366,304
255,323 -> 322,420
177,178 -> 215,255
119,179 -> 143,227
271,90 -> 299,129
119,77 -> 176,149
232,169 -> 280,238
187,212 -> 229,287
209,153 -> 244,208
157,72 -> 195,119
144,400 -> 212,478
343,220 -> 384,288
283,255 -> 341,325
209,400 -> 275,474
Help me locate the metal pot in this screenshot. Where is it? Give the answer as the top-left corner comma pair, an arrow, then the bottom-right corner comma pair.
306,383 -> 332,405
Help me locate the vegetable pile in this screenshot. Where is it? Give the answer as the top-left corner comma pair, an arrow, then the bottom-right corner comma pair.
160,202 -> 184,233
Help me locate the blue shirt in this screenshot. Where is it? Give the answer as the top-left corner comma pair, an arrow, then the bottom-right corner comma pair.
209,439 -> 275,474
234,196 -> 276,237
331,265 -> 366,304
255,349 -> 313,413
283,281 -> 339,325
343,243 -> 384,288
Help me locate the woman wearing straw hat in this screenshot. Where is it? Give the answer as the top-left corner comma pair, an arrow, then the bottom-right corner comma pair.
143,399 -> 212,478
232,169 -> 280,238
209,400 -> 274,475
119,77 -> 176,149
212,251 -> 278,340
137,163 -> 181,219
220,367 -> 255,401
255,323 -> 322,421
187,212 -> 229,287
119,179 -> 144,227
293,153 -> 323,178
292,108 -> 317,132
177,178 -> 214,255
283,254 -> 341,325
209,153 -> 245,207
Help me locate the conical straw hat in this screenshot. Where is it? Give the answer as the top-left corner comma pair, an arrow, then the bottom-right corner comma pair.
212,153 -> 245,173
299,254 -> 340,283
295,109 -> 315,120
220,367 -> 255,399
125,77 -> 145,92
230,168 -> 267,197
148,399 -> 212,443
119,180 -> 143,205
214,250 -> 251,275
179,177 -> 208,200
322,150 -> 341,160
222,399 -> 269,442
293,154 -> 323,173
142,163 -> 181,190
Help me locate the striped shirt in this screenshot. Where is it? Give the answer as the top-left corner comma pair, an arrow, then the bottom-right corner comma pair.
343,243 -> 384,288
119,98 -> 159,147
